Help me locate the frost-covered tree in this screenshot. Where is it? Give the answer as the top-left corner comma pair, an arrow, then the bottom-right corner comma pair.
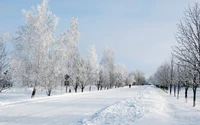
169,55 -> 175,95
0,34 -> 8,75
133,70 -> 146,85
12,0 -> 59,98
101,48 -> 115,89
43,44 -> 64,96
0,34 -> 12,92
64,17 -> 80,93
76,57 -> 90,92
99,65 -> 110,90
114,64 -> 127,88
87,45 -> 100,91
126,71 -> 135,86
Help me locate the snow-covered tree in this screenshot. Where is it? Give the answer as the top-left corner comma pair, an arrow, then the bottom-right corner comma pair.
76,57 -> 90,92
0,34 -> 12,92
99,65 -> 110,90
0,34 -> 8,75
101,48 -> 115,89
87,45 -> 100,91
114,64 -> 128,88
12,0 -> 59,98
65,17 -> 80,93
43,44 -> 64,96
127,71 -> 135,86
133,70 -> 146,85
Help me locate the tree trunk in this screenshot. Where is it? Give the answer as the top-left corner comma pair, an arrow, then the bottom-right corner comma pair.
74,85 -> 78,93
46,89 -> 52,96
100,86 -> 102,90
89,86 -> 91,91
31,87 -> 36,98
185,87 -> 188,103
174,85 -> 176,97
170,84 -> 172,95
69,88 -> 71,93
193,86 -> 197,107
81,87 -> 84,92
177,83 -> 180,99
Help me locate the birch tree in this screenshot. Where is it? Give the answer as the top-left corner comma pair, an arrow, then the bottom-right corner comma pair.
87,45 -> 100,91
101,48 -> 115,89
12,0 -> 59,98
65,17 -> 80,93
114,64 -> 128,88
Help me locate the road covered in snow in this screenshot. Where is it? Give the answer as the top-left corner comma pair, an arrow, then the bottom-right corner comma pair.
0,85 -> 200,125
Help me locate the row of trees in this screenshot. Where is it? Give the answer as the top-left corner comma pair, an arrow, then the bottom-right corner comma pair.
150,3 -> 200,107
0,0 -> 146,97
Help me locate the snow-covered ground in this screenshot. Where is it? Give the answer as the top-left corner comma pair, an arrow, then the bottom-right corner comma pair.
0,85 -> 200,125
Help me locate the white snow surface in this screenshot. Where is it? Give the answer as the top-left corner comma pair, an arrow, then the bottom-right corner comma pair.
0,85 -> 200,125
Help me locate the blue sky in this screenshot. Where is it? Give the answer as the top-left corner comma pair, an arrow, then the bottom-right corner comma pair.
0,0 -> 199,78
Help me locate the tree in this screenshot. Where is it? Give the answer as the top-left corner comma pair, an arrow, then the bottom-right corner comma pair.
133,70 -> 146,85
76,57 -> 90,92
65,17 -> 80,93
87,45 -> 100,91
114,64 -> 127,88
152,62 -> 172,90
179,62 -> 192,102
173,3 -> 200,106
12,0 -> 59,98
101,48 -> 115,89
99,65 -> 110,90
169,55 -> 175,95
0,34 -> 13,92
43,45 -> 64,96
127,71 -> 135,86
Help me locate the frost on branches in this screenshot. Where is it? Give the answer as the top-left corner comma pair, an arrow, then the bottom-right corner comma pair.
0,34 -> 12,92
11,0 -> 59,97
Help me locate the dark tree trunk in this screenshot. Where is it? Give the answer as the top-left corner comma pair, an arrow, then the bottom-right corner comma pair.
185,87 -> 188,102
170,84 -> 172,95
193,86 -> 197,107
69,88 -> 71,93
177,83 -> 180,99
174,85 -> 176,97
74,85 -> 78,93
89,86 -> 91,91
46,89 -> 52,96
31,87 -> 36,98
100,86 -> 102,90
81,87 -> 84,92
97,84 -> 100,91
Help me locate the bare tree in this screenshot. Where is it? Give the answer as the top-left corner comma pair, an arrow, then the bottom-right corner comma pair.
172,3 -> 200,106
173,3 -> 200,106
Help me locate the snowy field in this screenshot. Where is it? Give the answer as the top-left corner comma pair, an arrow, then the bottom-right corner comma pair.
0,85 -> 200,125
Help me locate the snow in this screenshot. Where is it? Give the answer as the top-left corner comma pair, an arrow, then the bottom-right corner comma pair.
0,85 -> 200,125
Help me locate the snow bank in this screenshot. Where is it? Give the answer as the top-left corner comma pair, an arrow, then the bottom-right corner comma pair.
77,87 -> 163,125
78,98 -> 144,125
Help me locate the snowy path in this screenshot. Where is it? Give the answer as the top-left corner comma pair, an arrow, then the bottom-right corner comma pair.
0,86 -> 144,125
1,86 -> 200,125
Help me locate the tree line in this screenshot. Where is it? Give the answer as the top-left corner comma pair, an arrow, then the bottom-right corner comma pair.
150,3 -> 200,107
0,0 -> 146,97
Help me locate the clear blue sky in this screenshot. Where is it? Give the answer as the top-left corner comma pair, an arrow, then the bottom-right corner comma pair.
0,0 -> 199,78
